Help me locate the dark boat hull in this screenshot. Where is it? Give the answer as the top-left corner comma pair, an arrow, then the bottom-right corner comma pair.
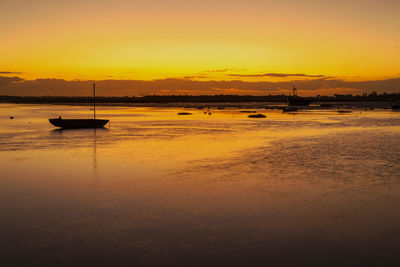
49,119 -> 109,129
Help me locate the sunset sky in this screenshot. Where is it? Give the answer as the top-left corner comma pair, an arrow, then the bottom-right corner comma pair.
1,0 -> 400,96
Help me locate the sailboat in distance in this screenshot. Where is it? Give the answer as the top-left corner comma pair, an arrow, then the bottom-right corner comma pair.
49,83 -> 109,129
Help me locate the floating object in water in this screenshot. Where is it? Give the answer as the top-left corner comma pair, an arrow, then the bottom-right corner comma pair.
248,114 -> 266,118
177,112 -> 192,115
49,83 -> 109,129
49,118 -> 108,128
9,116 -> 14,119
337,110 -> 352,114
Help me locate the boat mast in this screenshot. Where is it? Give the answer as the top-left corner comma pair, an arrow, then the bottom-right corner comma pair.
93,82 -> 96,120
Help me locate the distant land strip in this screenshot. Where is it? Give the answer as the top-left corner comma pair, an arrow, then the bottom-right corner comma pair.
0,93 -> 399,105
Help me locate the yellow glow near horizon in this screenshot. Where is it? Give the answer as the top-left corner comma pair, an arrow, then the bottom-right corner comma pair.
1,0 -> 400,83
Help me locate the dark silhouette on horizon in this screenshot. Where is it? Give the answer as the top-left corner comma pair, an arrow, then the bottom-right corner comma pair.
287,86 -> 312,106
2,91 -> 400,105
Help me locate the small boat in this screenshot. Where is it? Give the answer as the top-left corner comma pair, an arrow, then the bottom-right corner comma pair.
177,112 -> 192,115
49,118 -> 109,128
337,110 -> 352,114
248,113 -> 266,118
287,86 -> 311,106
49,83 -> 109,129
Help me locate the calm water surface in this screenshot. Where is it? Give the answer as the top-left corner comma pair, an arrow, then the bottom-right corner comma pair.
1,104 -> 400,266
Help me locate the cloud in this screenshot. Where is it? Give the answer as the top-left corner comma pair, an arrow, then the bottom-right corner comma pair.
1,76 -> 400,97
0,71 -> 23,74
228,73 -> 325,78
181,76 -> 207,79
0,76 -> 23,87
204,68 -> 235,73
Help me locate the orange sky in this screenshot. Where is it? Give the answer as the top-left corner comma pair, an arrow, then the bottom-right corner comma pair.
1,0 -> 400,95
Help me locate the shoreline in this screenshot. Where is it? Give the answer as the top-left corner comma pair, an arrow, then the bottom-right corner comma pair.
0,100 -> 395,109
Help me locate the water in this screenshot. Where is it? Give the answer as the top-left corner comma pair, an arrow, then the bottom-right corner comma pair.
1,103 -> 400,266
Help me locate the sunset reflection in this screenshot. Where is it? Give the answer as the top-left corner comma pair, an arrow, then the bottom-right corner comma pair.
1,104 -> 400,265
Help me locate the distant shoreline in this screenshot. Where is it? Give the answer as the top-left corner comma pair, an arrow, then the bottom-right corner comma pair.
1,94 -> 399,110
1,93 -> 399,105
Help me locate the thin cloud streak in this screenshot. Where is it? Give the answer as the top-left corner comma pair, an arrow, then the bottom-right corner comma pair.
181,76 -> 208,79
0,71 -> 23,74
204,68 -> 236,73
228,73 -> 326,78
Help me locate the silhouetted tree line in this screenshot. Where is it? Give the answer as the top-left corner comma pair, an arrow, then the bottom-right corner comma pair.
1,92 -> 400,104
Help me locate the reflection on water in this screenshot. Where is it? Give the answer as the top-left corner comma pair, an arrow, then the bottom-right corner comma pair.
1,103 -> 400,266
